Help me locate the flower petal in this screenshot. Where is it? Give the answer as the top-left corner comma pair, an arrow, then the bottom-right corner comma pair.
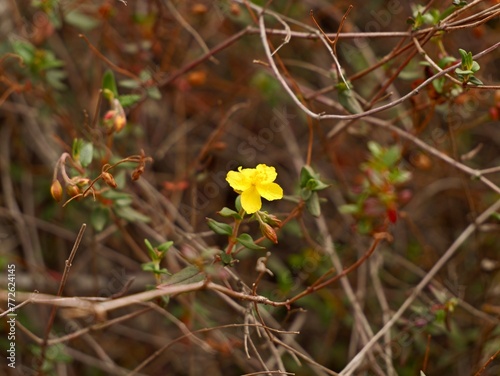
241,186 -> 262,214
257,182 -> 283,201
255,164 -> 277,184
226,169 -> 251,191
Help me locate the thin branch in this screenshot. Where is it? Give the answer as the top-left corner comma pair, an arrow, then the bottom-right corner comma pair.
78,34 -> 140,80
38,224 -> 87,371
340,199 -> 500,376
158,26 -> 250,87
164,0 -> 218,64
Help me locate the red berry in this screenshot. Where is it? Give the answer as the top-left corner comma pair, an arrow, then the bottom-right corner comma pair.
387,208 -> 398,223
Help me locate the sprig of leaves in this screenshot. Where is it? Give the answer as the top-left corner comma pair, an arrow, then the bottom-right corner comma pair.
455,49 -> 483,86
142,239 -> 173,284
300,165 -> 329,217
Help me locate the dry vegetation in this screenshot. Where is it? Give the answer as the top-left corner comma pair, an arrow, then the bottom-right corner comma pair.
1,0 -> 500,375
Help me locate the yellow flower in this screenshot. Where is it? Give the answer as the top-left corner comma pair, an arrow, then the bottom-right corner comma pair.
226,164 -> 283,214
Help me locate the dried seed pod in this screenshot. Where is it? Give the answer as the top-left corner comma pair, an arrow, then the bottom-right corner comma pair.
131,165 -> 145,181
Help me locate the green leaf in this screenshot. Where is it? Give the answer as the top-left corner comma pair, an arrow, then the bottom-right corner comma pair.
300,165 -> 316,188
455,68 -> 474,75
339,204 -> 359,215
206,218 -> 233,236
79,141 -> 93,167
113,170 -> 126,189
236,233 -> 265,250
306,192 -> 321,217
458,48 -> 468,62
64,10 -> 100,31
218,207 -> 242,219
162,265 -> 204,286
390,170 -> 412,184
300,187 -> 312,200
157,241 -> 174,252
37,50 -> 64,70
144,239 -> 155,259
490,212 -> 500,221
101,190 -> 133,206
118,94 -> 142,108
306,178 -> 330,191
118,79 -> 141,89
11,40 -> 35,64
357,219 -> 372,234
468,76 -> 483,85
435,308 -> 446,323
337,83 -> 363,114
235,195 -> 242,212
432,77 -> 445,93
471,61 -> 480,72
220,251 -> 233,265
438,56 -> 457,68
72,138 -> 83,161
146,86 -> 161,100
46,69 -> 67,90
439,6 -> 456,21
102,70 -> 118,99
367,141 -> 383,158
141,262 -> 169,274
90,206 -> 109,232
114,206 -> 151,223
382,145 -> 401,167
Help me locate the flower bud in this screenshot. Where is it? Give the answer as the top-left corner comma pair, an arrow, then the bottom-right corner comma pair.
66,184 -> 81,197
264,213 -> 282,228
102,172 -> 117,188
112,99 -> 126,133
230,3 -> 240,16
187,71 -> 206,86
50,180 -> 63,202
260,222 -> 278,244
191,3 -> 208,15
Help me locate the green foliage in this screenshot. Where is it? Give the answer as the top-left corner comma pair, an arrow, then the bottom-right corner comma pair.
218,207 -> 242,219
250,70 -> 284,106
141,239 -> 174,279
206,218 -> 233,236
64,10 -> 100,31
455,48 -> 483,85
102,69 -> 119,99
10,39 -> 66,89
30,344 -> 72,374
161,265 -> 204,286
408,2 -> 466,29
336,82 -> 363,114
236,233 -> 265,250
340,142 -> 411,232
299,165 -> 329,217
71,139 -> 93,167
